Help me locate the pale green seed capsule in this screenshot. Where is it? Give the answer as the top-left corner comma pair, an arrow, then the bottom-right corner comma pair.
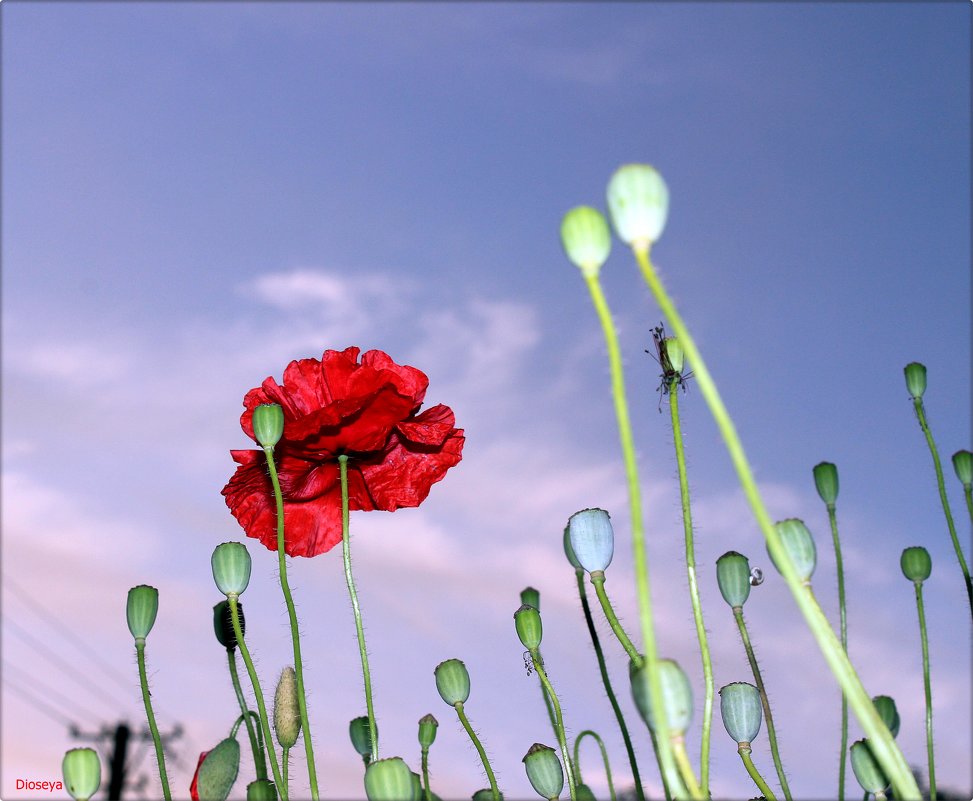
212,542 -> 252,597
563,525 -> 583,570
567,508 -> 615,573
196,738 -> 241,801
871,695 -> 900,738
719,682 -> 762,745
434,658 -> 471,706
252,403 -> 285,448
364,757 -> 414,801
349,716 -> 376,760
274,667 -> 301,749
606,164 -> 669,247
520,586 -> 541,611
523,743 -> 564,800
900,546 -> 931,583
849,739 -> 889,794
126,585 -> 159,642
630,658 -> 693,736
560,206 -> 612,278
952,449 -> 972,487
769,519 -> 817,583
716,551 -> 752,608
812,462 -> 839,506
903,362 -> 927,400
246,780 -> 277,800
62,748 -> 101,801
515,604 -> 543,651
417,713 -> 438,749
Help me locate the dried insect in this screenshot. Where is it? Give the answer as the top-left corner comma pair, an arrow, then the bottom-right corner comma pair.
749,567 -> 764,587
645,323 -> 693,410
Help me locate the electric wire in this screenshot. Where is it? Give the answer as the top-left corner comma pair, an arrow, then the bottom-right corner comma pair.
4,674 -> 76,727
3,658 -> 103,723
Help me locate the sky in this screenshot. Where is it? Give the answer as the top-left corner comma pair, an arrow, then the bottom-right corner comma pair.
1,2 -> 970,800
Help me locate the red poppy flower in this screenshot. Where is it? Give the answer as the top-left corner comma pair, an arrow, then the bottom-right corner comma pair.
189,751 -> 208,801
222,347 -> 464,557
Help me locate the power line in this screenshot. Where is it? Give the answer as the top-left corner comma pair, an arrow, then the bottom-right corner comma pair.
3,658 -> 104,723
4,674 -> 76,727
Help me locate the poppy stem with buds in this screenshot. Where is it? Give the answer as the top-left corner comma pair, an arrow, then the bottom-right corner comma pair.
227,649 -> 268,781
135,640 -> 172,801
573,730 -> 617,801
530,651 -> 577,801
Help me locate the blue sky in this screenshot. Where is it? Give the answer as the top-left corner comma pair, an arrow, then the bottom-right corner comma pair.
2,3 -> 970,800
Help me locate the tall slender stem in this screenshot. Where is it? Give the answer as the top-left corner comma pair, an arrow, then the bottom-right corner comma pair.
573,730 -> 617,801
135,641 -> 171,801
826,503 -> 849,801
421,747 -> 432,801
282,746 -> 290,798
536,648 -> 560,739
454,702 -> 501,801
227,648 -> 268,781
531,652 -> 577,801
590,573 -> 642,666
739,746 -> 777,800
914,581 -> 936,800
633,246 -> 920,799
670,737 -> 702,799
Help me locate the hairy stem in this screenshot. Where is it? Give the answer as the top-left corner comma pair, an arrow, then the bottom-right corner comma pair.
135,641 -> 171,801
227,648 -> 268,781
739,746 -> 777,800
573,730 -> 616,801
532,651 -> 577,801
455,702 -> 501,801
914,581 -> 936,800
826,503 -> 848,801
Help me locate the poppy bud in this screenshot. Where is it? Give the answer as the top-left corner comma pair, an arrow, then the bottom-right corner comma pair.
813,462 -> 839,507
417,713 -> 438,749
567,508 -> 615,573
903,362 -> 927,400
410,772 -> 423,801
364,757 -> 414,801
662,337 -> 685,375
252,403 -> 285,448
719,682 -> 762,745
213,600 -> 245,650
630,658 -> 693,736
562,525 -> 583,570
871,695 -> 900,738
62,748 -> 101,801
246,780 -> 277,800
606,164 -> 669,248
274,667 -> 301,749
472,790 -> 504,801
514,604 -> 543,651
212,542 -> 252,597
900,546 -> 931,583
434,658 -> 471,706
952,449 -> 973,487
576,784 -> 596,801
849,739 -> 889,794
195,738 -> 241,801
349,716 -> 376,760
560,206 -> 612,278
520,586 -> 541,611
126,585 -> 159,642
522,743 -> 564,800
769,519 -> 817,583
716,551 -> 752,608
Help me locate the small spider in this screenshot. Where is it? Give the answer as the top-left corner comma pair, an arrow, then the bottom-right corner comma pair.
645,323 -> 693,411
749,567 -> 764,587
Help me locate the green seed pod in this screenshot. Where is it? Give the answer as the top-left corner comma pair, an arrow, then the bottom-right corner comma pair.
900,546 -> 931,583
349,716 -> 376,760
952,449 -> 973,487
212,542 -> 252,597
871,695 -> 901,738
812,462 -> 839,506
575,784 -> 597,801
410,772 -> 423,801
849,739 -> 889,794
196,738 -> 241,801
769,519 -> 817,583
364,757 -> 414,801
560,206 -> 612,278
273,667 -> 301,749
606,164 -> 669,247
523,743 -> 564,800
62,748 -> 101,801
252,403 -> 285,448
718,682 -> 762,745
515,604 -> 543,651
246,780 -> 278,801
662,337 -> 685,375
716,551 -> 752,608
417,713 -> 438,749
434,658 -> 471,706
563,525 -> 583,570
472,790 -> 504,801
126,585 -> 159,642
213,600 -> 245,650
567,508 -> 615,573
630,658 -> 693,736
903,362 -> 927,400
520,586 -> 541,611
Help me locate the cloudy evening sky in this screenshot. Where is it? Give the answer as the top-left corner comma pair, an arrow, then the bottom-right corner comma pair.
2,3 -> 970,800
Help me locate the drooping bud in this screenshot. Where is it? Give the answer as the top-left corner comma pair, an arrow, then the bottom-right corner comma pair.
212,542 -> 252,597
246,780 -> 278,800
606,164 -> 669,248
812,462 -> 839,507
567,508 -> 614,573
769,519 -> 817,583
417,714 -> 439,749
434,658 -> 471,706
252,403 -> 285,448
716,551 -> 752,608
871,695 -> 901,738
900,546 -> 931,583
719,682 -> 762,745
849,739 -> 889,794
562,525 -> 582,570
575,784 -> 596,801
195,738 -> 241,801
472,790 -> 504,801
126,585 -> 159,642
213,600 -> 245,650
630,658 -> 693,736
952,449 -> 973,487
274,667 -> 301,749
523,743 -> 564,800
520,586 -> 541,611
560,206 -> 612,278
662,337 -> 685,375
514,604 -> 543,651
62,748 -> 101,801
349,716 -> 376,761
903,362 -> 927,400
364,757 -> 414,801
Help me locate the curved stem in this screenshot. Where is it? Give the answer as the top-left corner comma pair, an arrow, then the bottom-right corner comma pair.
454,702 -> 501,801
421,747 -> 432,801
532,651 -> 577,801
668,385 -> 713,796
738,746 -> 777,800
914,582 -> 935,800
135,641 -> 171,801
338,454 -> 379,761
670,737 -> 702,800
826,503 -> 848,801
228,648 -> 268,781
536,647 -> 560,740
633,246 -> 919,800
573,730 -> 616,801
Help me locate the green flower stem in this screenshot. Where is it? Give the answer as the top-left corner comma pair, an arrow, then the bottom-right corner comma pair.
338,454 -> 379,762
668,384 -> 713,796
874,792 -> 888,801
531,650 -> 577,801
227,648 -> 268,781
573,730 -> 616,801
912,399 -> 973,617
583,272 -> 685,800
228,595 -> 286,799
671,738 -> 701,799
134,640 -> 172,801
574,571 -> 643,801
282,746 -> 290,799
421,747 -> 432,801
732,607 -> 791,800
454,702 -> 501,801
738,746 -> 777,801
825,502 -> 848,801
633,245 -> 920,800
264,446 -> 320,799
913,580 -> 935,800
536,647 -> 560,739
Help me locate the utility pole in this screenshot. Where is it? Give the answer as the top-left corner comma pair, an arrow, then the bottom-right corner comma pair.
72,722 -> 182,799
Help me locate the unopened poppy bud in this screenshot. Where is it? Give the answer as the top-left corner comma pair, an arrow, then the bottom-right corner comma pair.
560,206 -> 612,278
719,682 -> 762,745
813,462 -> 839,506
434,658 -> 471,706
562,525 -> 582,570
849,739 -> 889,794
417,713 -> 438,749
520,586 -> 541,611
126,585 -> 159,642
576,784 -> 596,801
212,542 -> 252,597
606,164 -> 669,248
472,790 -> 504,801
952,449 -> 973,487
523,743 -> 564,800
872,695 -> 901,738
349,716 -> 376,760
903,362 -> 927,400
900,546 -> 931,583
567,508 -> 614,573
195,738 -> 241,801
274,667 -> 301,749
252,403 -> 285,448
662,337 -> 685,374
246,780 -> 278,800
769,519 -> 817,583
62,748 -> 101,801
364,757 -> 413,801
630,658 -> 693,736
213,600 -> 245,650
515,604 -> 543,651
716,551 -> 752,608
